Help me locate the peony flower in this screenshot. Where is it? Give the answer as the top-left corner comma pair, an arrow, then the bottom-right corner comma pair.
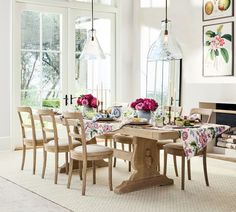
81,99 -> 89,106
91,98 -> 98,108
135,102 -> 144,110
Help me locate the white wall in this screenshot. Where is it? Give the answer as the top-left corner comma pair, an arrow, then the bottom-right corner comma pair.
0,0 -> 11,149
133,0 -> 236,114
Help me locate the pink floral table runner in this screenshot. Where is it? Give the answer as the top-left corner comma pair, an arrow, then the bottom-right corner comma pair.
84,120 -> 229,159
178,124 -> 229,159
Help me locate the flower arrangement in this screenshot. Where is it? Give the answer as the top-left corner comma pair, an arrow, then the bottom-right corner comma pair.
130,98 -> 158,112
77,94 -> 99,108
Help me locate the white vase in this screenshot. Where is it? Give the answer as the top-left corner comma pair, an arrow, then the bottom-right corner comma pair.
137,110 -> 151,122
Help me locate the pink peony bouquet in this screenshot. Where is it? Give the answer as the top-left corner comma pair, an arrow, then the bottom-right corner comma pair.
130,98 -> 158,112
77,94 -> 99,108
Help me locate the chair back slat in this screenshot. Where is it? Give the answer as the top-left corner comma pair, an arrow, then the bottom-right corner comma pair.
190,108 -> 213,123
17,107 -> 37,144
38,109 -> 58,147
63,112 -> 87,156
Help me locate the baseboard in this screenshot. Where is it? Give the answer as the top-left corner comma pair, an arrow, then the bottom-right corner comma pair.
0,137 -> 11,150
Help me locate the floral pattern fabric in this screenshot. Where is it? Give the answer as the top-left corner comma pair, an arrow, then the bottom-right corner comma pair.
179,124 -> 229,159
84,120 -> 122,140
84,120 -> 229,159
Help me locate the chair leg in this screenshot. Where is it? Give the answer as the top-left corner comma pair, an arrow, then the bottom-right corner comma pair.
42,149 -> 47,179
203,152 -> 209,186
21,145 -> 26,171
54,153 -> 59,184
113,141 -> 117,168
108,156 -> 113,191
65,152 -> 69,175
79,161 -> 83,180
128,144 -> 131,172
33,147 -> 36,175
173,155 -> 178,177
67,158 -> 73,189
157,148 -> 160,172
82,160 -> 87,195
92,161 -> 96,184
181,156 -> 185,190
163,151 -> 168,176
187,159 -> 191,180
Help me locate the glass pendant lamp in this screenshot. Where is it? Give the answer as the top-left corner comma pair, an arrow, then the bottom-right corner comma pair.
80,0 -> 105,60
147,0 -> 183,61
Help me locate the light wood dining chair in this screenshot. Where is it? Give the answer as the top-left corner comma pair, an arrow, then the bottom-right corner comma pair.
163,108 -> 213,190
17,107 -> 53,174
113,134 -> 133,172
63,112 -> 113,196
38,109 -> 80,184
156,106 -> 183,175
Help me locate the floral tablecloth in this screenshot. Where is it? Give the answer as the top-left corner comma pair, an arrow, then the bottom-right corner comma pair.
178,124 -> 229,159
83,120 -> 229,159
84,120 -> 122,140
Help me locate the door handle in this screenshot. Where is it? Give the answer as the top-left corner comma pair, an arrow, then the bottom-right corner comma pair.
70,95 -> 77,105
63,95 -> 68,106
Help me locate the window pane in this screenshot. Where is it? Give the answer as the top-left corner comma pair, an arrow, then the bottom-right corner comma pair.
21,90 -> 41,107
21,51 -> 41,90
75,0 -> 116,6
21,11 -> 40,49
75,16 -> 112,108
42,52 -> 61,97
42,13 -> 60,51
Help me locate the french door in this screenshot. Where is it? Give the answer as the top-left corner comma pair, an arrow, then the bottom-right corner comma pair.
13,3 -> 116,148
67,9 -> 116,109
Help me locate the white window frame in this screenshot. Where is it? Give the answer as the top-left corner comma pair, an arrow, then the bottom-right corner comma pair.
12,0 -> 119,149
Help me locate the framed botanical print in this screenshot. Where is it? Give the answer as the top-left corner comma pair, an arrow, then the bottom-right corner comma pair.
203,0 -> 234,21
203,22 -> 234,77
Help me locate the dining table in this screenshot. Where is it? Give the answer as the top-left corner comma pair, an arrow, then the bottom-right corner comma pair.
34,113 -> 229,194
63,117 -> 229,194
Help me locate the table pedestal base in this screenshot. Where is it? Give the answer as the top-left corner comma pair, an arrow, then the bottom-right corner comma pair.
114,175 -> 173,194
114,136 -> 174,194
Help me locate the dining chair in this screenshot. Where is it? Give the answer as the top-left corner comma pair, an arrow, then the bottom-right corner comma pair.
113,134 -> 133,172
63,112 -> 113,195
17,107 -> 53,175
96,133 -> 114,147
38,109 -> 79,184
156,106 -> 183,175
163,108 -> 213,190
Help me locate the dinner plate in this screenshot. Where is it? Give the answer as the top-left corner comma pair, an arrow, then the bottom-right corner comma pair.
96,118 -> 115,122
128,121 -> 149,125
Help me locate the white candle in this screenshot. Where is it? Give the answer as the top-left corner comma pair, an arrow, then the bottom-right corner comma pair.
101,82 -> 103,112
104,89 -> 107,110
173,88 -> 176,117
96,85 -> 99,112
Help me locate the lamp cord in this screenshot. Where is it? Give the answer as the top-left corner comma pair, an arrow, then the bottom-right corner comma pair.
165,0 -> 168,35
91,0 -> 94,40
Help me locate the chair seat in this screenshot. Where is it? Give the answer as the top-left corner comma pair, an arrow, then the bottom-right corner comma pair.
156,140 -> 174,149
23,136 -> 54,146
71,144 -> 113,159
96,133 -> 114,140
113,134 -> 133,144
45,138 -> 80,152
163,143 -> 185,156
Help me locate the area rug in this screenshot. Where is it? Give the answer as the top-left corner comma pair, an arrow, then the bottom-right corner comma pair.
0,150 -> 236,212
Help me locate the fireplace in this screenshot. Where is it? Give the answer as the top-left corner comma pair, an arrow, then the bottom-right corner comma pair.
199,102 -> 236,159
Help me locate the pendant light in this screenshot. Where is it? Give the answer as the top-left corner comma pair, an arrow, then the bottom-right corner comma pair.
79,0 -> 106,60
147,0 -> 183,61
